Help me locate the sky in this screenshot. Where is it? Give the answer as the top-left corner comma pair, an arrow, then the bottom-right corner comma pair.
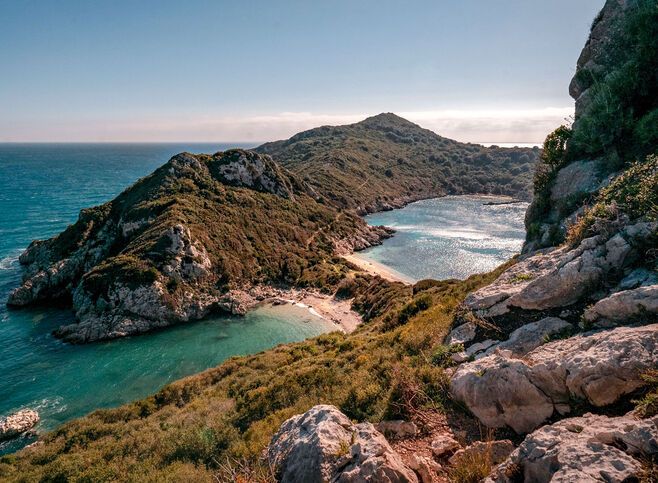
0,0 -> 604,144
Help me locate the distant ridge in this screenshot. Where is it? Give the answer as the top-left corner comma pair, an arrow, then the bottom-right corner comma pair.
257,113 -> 539,213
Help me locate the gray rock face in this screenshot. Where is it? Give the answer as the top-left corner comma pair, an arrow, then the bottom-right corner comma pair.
569,0 -> 631,117
0,409 -> 39,441
488,413 -> 658,483
445,322 -> 476,346
549,159 -> 606,202
450,324 -> 658,434
213,150 -> 296,198
483,317 -> 572,358
584,284 -> 658,327
465,222 -> 656,318
268,405 -> 418,483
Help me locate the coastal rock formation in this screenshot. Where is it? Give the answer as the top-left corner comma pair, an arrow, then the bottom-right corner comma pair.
487,413 -> 658,482
267,405 -> 418,483
450,324 -> 658,434
7,149 -> 390,342
0,409 -> 39,441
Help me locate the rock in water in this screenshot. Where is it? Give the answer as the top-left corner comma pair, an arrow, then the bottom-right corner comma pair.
0,409 -> 39,441
267,405 -> 418,483
487,413 -> 658,483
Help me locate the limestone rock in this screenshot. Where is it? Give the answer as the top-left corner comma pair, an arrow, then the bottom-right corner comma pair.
408,455 -> 441,483
376,420 -> 418,440
488,413 -> 658,483
449,440 -> 514,467
464,222 -> 656,318
584,284 -> 658,326
430,436 -> 461,458
549,159 -> 606,202
267,405 -> 418,483
445,322 -> 476,346
481,317 -> 572,358
0,409 -> 39,441
450,324 -> 658,434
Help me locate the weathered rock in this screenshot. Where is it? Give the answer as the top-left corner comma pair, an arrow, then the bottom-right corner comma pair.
0,409 -> 39,441
408,455 -> 441,483
430,436 -> 461,458
376,420 -> 418,440
445,322 -> 476,346
449,440 -> 514,467
549,159 -> 607,202
584,284 -> 658,327
465,222 -> 656,318
488,413 -> 658,483
451,324 -> 658,434
267,405 -> 418,483
481,317 -> 572,358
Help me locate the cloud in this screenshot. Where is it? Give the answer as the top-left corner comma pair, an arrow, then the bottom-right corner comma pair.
0,107 -> 573,143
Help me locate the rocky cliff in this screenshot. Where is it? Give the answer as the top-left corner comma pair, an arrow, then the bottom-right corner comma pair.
7,149 -> 389,342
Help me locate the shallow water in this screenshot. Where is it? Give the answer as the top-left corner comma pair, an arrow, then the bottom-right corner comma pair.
359,196 -> 528,281
0,144 -> 335,454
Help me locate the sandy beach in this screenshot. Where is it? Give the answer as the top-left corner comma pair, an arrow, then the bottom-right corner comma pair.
281,291 -> 362,333
342,253 -> 415,285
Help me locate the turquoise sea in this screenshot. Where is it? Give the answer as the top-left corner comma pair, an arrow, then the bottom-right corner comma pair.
359,196 -> 528,281
0,144 -> 336,454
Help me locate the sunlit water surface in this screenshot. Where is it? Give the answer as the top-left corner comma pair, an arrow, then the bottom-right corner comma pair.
358,196 -> 528,282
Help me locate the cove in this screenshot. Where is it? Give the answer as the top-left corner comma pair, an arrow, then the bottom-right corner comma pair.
355,196 -> 529,282
0,144 -> 334,454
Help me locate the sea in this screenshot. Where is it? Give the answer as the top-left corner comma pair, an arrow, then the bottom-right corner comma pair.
0,144 -> 527,454
357,196 -> 528,282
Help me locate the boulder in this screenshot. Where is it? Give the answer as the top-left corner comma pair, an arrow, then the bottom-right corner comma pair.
376,420 -> 418,440
0,409 -> 39,441
430,436 -> 461,458
487,413 -> 658,483
480,317 -> 572,358
584,285 -> 658,326
408,455 -> 441,483
450,324 -> 658,434
445,322 -> 476,346
267,405 -> 418,483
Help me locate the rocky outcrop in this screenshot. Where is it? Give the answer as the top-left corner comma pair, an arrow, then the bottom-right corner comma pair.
488,413 -> 658,483
267,405 -> 418,483
450,324 -> 658,434
584,284 -> 658,327
465,222 -> 656,318
0,409 -> 39,441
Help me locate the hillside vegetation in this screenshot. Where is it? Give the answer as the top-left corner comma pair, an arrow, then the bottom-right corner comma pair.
258,113 -> 539,213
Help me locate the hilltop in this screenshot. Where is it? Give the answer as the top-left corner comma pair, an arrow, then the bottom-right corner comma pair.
258,113 -> 539,213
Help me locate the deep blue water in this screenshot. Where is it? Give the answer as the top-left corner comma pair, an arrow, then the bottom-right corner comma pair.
0,144 -> 335,454
358,196 -> 528,281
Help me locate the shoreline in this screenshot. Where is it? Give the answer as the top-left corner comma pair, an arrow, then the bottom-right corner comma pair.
341,253 -> 415,285
239,286 -> 362,334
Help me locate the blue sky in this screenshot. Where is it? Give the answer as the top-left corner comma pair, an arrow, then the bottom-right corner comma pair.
0,0 -> 603,143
